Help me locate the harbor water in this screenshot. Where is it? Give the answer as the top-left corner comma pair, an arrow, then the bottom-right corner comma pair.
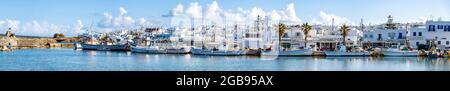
1,48 -> 450,71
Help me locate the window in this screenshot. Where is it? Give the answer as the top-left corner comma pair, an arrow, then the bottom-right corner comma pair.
446,25 -> 450,32
433,25 -> 436,31
428,25 -> 432,31
438,25 -> 443,29
446,26 -> 449,31
413,32 -> 416,36
444,25 -> 450,31
444,26 -> 448,31
447,41 -> 450,45
377,34 -> 382,40
419,32 -> 422,36
369,34 -> 373,38
429,25 -> 436,31
398,33 -> 403,39
416,42 -> 419,46
438,41 -> 441,45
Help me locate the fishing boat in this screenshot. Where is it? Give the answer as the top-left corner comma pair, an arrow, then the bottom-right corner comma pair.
79,36 -> 130,51
382,45 -> 418,57
79,30 -> 132,51
165,46 -> 191,54
81,43 -> 130,51
195,49 -> 244,56
191,43 -> 244,56
131,46 -> 166,54
325,44 -> 370,56
261,46 -> 313,56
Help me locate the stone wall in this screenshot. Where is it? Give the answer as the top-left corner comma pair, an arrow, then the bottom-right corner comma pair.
0,37 -> 79,49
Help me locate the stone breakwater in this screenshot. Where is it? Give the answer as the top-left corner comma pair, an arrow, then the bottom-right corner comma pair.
0,36 -> 79,51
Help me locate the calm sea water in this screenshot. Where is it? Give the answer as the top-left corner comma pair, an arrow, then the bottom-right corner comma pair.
1,48 -> 450,71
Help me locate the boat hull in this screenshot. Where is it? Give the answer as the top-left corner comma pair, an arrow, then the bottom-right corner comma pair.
166,48 -> 191,54
261,49 -> 313,56
131,46 -> 166,54
81,44 -> 130,51
383,51 -> 418,57
325,51 -> 370,56
191,48 -> 244,56
243,49 -> 261,56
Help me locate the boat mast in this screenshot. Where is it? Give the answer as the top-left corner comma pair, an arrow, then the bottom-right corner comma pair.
223,15 -> 227,47
191,17 -> 195,47
360,18 -> 364,47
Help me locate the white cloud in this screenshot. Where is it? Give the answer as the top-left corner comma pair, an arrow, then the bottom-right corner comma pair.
186,2 -> 202,19
0,19 -> 85,37
72,20 -> 85,35
204,1 -> 223,25
97,7 -> 151,31
19,21 -> 64,36
270,10 -> 281,21
164,4 -> 184,17
0,19 -> 20,31
281,3 -> 301,23
311,11 -> 354,25
166,2 -> 303,27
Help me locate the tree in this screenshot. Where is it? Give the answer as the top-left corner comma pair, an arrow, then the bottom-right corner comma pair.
339,24 -> 350,46
301,23 -> 312,48
278,23 -> 287,50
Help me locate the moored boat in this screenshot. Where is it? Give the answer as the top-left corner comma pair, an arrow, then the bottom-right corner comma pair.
325,45 -> 370,56
131,46 -> 166,54
382,45 -> 418,57
165,46 -> 191,54
261,48 -> 313,56
81,43 -> 130,51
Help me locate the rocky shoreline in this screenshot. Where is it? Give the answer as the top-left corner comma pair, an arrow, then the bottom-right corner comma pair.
0,30 -> 80,51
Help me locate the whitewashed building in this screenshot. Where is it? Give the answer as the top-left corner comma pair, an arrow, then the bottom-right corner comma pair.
409,20 -> 450,49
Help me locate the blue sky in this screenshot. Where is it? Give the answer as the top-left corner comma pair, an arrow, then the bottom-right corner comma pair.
0,0 -> 449,36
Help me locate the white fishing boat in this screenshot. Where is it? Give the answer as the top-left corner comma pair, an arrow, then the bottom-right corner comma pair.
192,49 -> 244,56
325,44 -> 370,56
79,31 -> 132,51
382,45 -> 418,57
131,46 -> 166,54
261,47 -> 313,56
191,45 -> 244,56
165,46 -> 191,54
279,49 -> 313,56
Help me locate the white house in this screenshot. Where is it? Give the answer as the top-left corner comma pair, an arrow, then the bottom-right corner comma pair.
410,20 -> 450,49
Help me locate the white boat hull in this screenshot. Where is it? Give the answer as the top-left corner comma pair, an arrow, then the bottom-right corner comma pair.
325,51 -> 370,56
261,49 -> 313,56
191,48 -> 244,56
131,46 -> 166,54
166,48 -> 191,54
383,51 -> 418,57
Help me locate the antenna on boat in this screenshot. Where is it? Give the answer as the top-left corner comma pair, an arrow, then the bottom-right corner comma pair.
88,17 -> 95,34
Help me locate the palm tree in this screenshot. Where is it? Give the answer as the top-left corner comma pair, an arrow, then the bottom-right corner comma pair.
278,23 -> 287,50
339,24 -> 350,46
301,23 -> 312,48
